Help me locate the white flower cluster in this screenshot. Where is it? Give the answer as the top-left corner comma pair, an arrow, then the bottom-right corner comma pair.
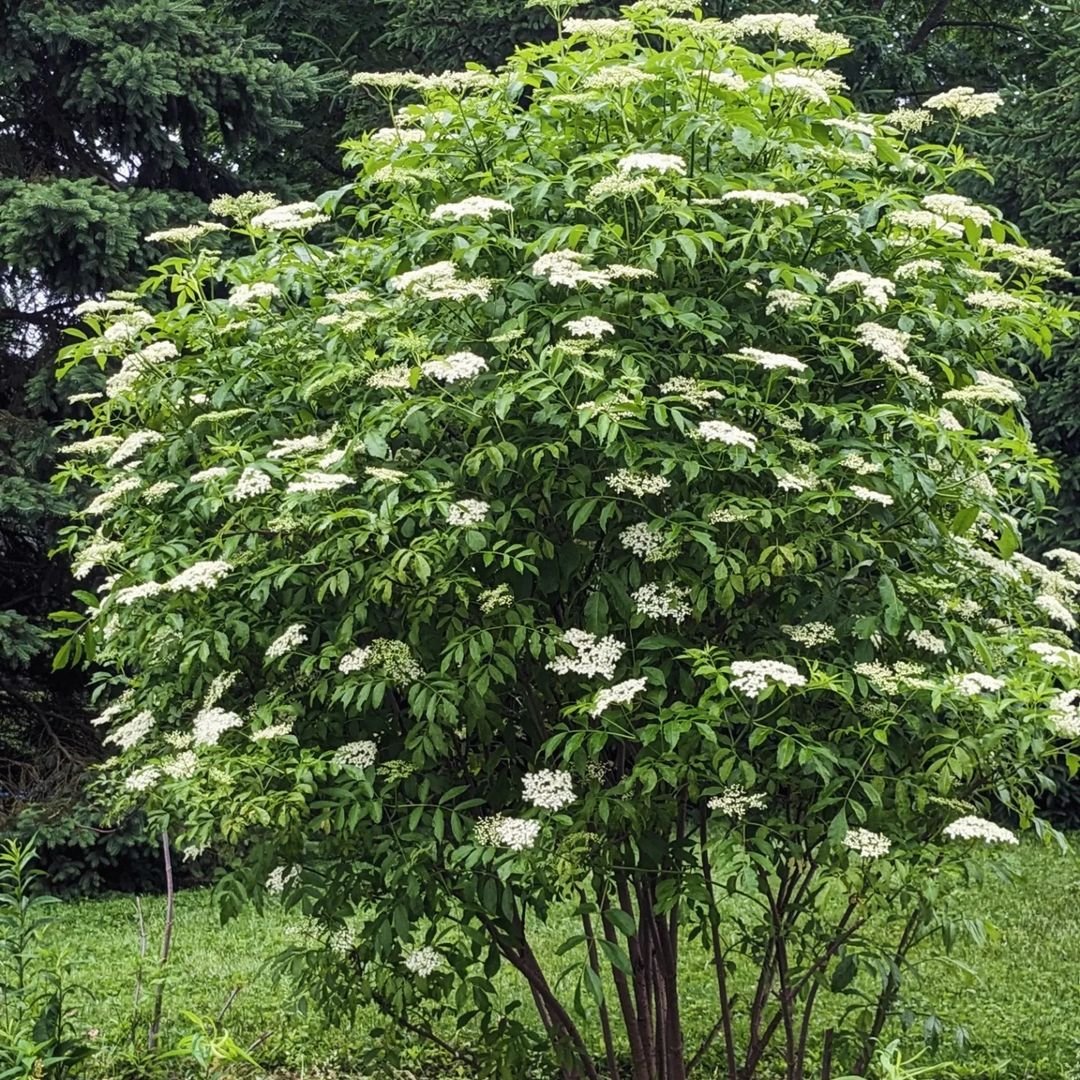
251,722 -> 294,742
781,622 -> 837,647
698,420 -> 757,451
850,485 -> 893,507
895,259 -> 944,279
924,86 -> 1003,119
145,222 -> 227,244
165,560 -> 232,593
74,298 -> 137,317
103,710 -> 155,750
587,173 -> 653,202
566,316 -> 615,339
563,17 -> 634,38
632,582 -> 692,621
1035,593 -> 1077,630
479,583 -> 514,613
388,260 -> 493,302
582,67 -> 655,91
889,209 -> 963,237
191,466 -> 228,483
726,12 -> 849,54
286,471 -> 353,494
591,677 -> 648,718
404,946 -> 443,976
144,481 -> 179,503
1029,642 -> 1080,667
267,430 -> 336,459
707,785 -> 767,818
522,769 -> 576,811
61,435 -> 124,458
446,499 -> 489,526
333,740 -> 378,770
719,189 -> 809,210
766,289 -> 812,315
202,671 -> 238,709
776,465 -> 817,493
762,69 -> 834,106
942,370 -> 1022,407
475,815 -> 541,851
250,201 -> 330,231
227,282 -> 280,308
124,766 -> 161,792
942,816 -> 1018,844
937,408 -> 964,432
339,638 -> 422,682
531,250 -> 610,289
659,376 -> 725,407
266,865 -> 300,895
921,193 -> 993,228
907,628 -> 947,654
193,707 -> 243,746
607,470 -> 669,496
1049,689 -> 1080,737
265,623 -> 307,660
72,533 -> 123,579
730,660 -> 806,698
548,629 -> 625,680
619,522 -> 678,562
422,351 -> 488,383
230,467 -> 272,501
826,270 -> 895,312
735,347 -> 807,373
954,672 -> 1004,695
965,290 -> 1027,312
702,69 -> 749,92
107,429 -> 165,467
985,241 -> 1066,276
163,750 -> 199,779
431,196 -> 513,222
617,152 -> 686,175
842,828 -> 892,858
885,108 -> 932,132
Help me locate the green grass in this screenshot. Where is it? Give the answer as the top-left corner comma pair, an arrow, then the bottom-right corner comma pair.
54,840 -> 1080,1078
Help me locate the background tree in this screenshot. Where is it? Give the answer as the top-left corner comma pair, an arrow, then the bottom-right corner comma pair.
0,0 -> 317,815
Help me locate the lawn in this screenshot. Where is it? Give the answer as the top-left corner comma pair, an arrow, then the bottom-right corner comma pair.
56,839 -> 1080,1078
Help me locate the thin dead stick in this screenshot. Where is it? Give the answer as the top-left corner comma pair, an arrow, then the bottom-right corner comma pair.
133,895 -> 147,1012
147,830 -> 175,1051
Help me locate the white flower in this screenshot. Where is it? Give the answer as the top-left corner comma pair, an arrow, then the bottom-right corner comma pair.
60,435 -> 124,457
762,69 -> 833,106
446,499 -> 489,526
124,766 -> 161,792
104,710 -> 155,750
985,241 -> 1066,276
886,108 -> 932,132
145,221 -> 227,244
942,370 -> 1022,407
607,470 -> 670,496
479,584 -> 514,612
924,86 -> 1003,119
582,67 -> 656,91
907,628 -> 947,654
826,270 -> 895,312
548,629 -> 625,680
850,485 -> 893,507
617,152 -> 686,175
338,638 -> 421,682
165,560 -> 231,592
265,865 -> 300,894
727,13 -> 849,53
163,750 -> 199,779
431,196 -> 513,222
191,466 -> 229,483
227,282 -> 281,307
107,430 -> 165,467
75,298 -> 138,317
895,259 -> 944,279
250,201 -> 330,231
842,828 -> 892,858
1035,593 -> 1077,630
707,785 -> 767,818
731,660 -> 806,698
781,622 -> 836,647
193,707 -> 243,746
266,623 -> 307,660
619,522 -> 677,562
937,408 -> 964,432
563,17 -> 634,38
735,347 -> 807,372
719,189 -> 809,210
954,672 -> 1004,695
591,677 -> 648,718
854,322 -> 911,364
333,740 -> 378,770
404,946 -> 444,976
84,476 -> 143,516
251,722 -> 294,742
766,289 -> 812,315
698,420 -> 757,451
702,69 -> 749,92
942,815 -> 1018,844
230,467 -> 272,501
888,209 -> 964,237
522,769 -> 576,811
921,193 -> 993,228
566,316 -> 615,339
1029,642 -> 1080,667
266,431 -> 336,459
494,817 -> 542,851
531,250 -> 611,289
111,581 -> 166,606
632,582 -> 692,621
72,533 -> 123,580
388,261 -> 493,301
286,471 -> 354,494
367,364 -> 413,389
421,351 -> 488,383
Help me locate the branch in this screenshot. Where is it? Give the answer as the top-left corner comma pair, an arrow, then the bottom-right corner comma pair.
905,0 -> 952,52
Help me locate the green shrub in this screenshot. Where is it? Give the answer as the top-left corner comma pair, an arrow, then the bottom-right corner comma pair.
55,5 -> 1078,1079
